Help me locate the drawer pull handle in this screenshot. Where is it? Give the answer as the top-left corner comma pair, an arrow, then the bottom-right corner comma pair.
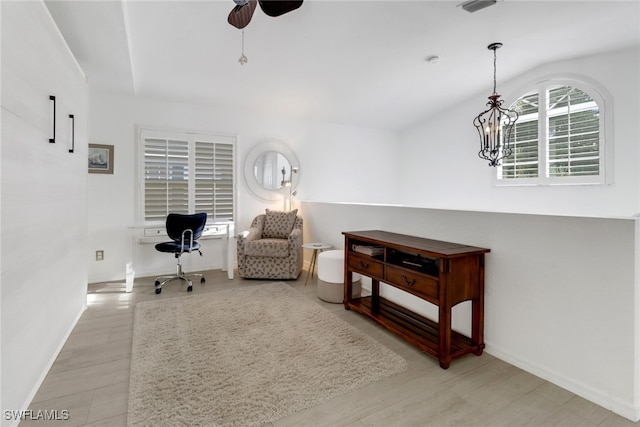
359,260 -> 369,269
402,275 -> 416,287
68,114 -> 75,153
49,95 -> 56,143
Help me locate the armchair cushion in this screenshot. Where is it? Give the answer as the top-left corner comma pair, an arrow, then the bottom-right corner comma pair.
263,208 -> 298,239
244,238 -> 290,257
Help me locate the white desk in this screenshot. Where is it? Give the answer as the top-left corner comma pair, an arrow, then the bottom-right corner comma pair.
128,222 -> 235,292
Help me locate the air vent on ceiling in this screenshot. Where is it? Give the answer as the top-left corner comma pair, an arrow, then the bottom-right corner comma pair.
459,0 -> 497,13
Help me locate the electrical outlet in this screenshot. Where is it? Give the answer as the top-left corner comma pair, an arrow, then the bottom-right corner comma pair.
96,250 -> 104,261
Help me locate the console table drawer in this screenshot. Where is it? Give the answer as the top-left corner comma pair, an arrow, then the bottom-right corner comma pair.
384,266 -> 439,303
348,253 -> 384,278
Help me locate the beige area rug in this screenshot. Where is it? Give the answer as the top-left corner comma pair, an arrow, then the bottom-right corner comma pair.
128,282 -> 407,427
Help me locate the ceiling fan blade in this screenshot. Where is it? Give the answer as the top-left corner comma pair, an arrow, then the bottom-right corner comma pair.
228,0 -> 257,29
258,0 -> 303,17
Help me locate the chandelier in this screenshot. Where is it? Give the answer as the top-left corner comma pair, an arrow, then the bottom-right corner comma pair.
473,42 -> 519,167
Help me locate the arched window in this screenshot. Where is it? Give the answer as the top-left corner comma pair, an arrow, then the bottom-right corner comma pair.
497,78 -> 610,185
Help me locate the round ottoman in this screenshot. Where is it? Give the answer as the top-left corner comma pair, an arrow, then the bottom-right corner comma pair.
317,250 -> 361,303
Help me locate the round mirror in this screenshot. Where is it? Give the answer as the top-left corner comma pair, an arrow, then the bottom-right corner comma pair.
253,151 -> 290,191
244,140 -> 299,201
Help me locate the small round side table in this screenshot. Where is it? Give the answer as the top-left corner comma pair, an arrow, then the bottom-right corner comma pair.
302,243 -> 333,286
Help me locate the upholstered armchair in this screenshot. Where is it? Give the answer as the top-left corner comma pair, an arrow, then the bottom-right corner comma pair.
237,209 -> 303,279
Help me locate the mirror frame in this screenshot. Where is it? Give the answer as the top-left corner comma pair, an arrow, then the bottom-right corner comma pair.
243,140 -> 300,202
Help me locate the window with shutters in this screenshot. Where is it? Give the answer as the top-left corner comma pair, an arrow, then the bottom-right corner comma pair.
497,78 -> 609,186
138,128 -> 235,224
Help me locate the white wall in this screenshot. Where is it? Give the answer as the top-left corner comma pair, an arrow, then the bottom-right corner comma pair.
1,2 -> 88,424
87,91 -> 136,282
301,200 -> 637,421
399,47 -> 640,219
87,91 -> 400,282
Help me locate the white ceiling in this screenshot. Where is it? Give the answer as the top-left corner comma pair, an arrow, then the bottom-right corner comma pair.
45,0 -> 640,131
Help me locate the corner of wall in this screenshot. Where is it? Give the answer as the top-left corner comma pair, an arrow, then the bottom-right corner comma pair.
634,218 -> 640,422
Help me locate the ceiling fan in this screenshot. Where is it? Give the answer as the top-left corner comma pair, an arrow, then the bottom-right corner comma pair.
228,0 -> 303,29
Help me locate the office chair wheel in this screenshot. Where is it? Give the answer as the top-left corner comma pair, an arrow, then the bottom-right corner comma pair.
187,285 -> 193,292
200,277 -> 205,284
155,288 -> 162,294
155,280 -> 160,286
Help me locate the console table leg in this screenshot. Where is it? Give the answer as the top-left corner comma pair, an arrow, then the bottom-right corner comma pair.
344,270 -> 352,309
371,279 -> 380,313
472,297 -> 484,355
439,305 -> 452,369
472,254 -> 486,355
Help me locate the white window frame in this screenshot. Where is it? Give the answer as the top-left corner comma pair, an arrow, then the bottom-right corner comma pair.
136,126 -> 236,227
495,76 -> 613,187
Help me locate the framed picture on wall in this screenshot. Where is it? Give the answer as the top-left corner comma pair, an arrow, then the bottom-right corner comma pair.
88,144 -> 114,174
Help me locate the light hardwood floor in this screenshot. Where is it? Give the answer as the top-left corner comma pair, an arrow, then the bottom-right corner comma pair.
21,269 -> 638,427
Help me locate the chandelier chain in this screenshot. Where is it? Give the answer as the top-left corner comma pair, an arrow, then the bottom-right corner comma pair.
493,47 -> 497,95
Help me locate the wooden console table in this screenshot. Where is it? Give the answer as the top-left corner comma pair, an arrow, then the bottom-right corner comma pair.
343,230 -> 490,369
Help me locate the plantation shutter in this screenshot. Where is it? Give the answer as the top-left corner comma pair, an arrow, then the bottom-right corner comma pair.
501,91 -> 539,179
141,129 -> 235,223
195,139 -> 234,222
546,86 -> 600,177
144,137 -> 189,221
498,83 -> 602,183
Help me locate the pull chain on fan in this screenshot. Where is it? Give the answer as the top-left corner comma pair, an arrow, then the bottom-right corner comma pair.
238,29 -> 248,65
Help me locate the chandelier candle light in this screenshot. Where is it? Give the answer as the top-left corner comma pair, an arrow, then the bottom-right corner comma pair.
473,42 -> 519,167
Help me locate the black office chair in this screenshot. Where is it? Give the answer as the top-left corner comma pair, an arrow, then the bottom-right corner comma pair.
154,213 -> 207,294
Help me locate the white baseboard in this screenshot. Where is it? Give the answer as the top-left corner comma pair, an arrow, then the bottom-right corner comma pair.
485,343 -> 640,422
127,259 -> 229,281
9,304 -> 87,427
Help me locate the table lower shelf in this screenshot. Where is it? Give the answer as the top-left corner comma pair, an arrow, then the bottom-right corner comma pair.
347,295 -> 483,367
